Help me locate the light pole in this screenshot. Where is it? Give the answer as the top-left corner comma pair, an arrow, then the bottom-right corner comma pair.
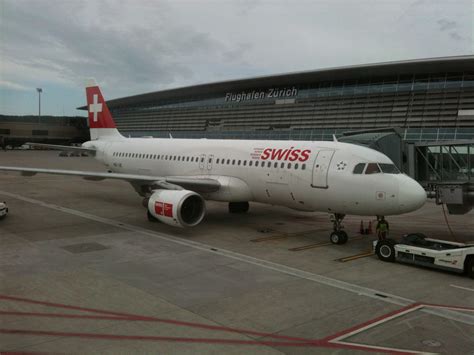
36,88 -> 42,123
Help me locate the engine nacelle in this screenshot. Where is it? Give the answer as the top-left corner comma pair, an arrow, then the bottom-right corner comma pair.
147,189 -> 205,227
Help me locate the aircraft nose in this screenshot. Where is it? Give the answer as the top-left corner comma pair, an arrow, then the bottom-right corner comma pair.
399,177 -> 426,213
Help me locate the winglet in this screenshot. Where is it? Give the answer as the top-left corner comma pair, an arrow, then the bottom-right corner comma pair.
332,134 -> 338,142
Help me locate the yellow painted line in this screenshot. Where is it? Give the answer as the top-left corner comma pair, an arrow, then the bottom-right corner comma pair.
251,229 -> 323,243
250,234 -> 289,242
289,235 -> 366,252
289,241 -> 332,251
336,250 -> 374,262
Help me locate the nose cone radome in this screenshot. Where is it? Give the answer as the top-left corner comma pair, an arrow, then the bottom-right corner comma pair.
399,178 -> 426,213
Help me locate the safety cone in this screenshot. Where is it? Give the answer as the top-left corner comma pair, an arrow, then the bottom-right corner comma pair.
368,221 -> 373,234
360,220 -> 364,234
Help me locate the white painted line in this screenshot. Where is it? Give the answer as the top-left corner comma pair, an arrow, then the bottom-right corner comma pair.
450,284 -> 474,292
2,190 -> 474,326
329,305 -> 424,342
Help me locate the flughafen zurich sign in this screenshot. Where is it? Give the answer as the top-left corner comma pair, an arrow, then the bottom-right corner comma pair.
225,87 -> 298,103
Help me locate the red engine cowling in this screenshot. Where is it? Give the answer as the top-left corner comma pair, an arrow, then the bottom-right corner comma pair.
147,190 -> 205,227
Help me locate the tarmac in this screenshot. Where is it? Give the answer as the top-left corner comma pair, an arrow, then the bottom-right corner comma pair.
0,150 -> 473,354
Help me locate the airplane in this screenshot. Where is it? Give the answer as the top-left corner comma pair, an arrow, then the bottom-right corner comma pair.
0,79 -> 427,245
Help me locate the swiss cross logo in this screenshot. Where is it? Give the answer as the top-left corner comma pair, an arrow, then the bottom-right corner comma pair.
164,203 -> 173,217
155,202 -> 164,215
154,201 -> 173,218
88,94 -> 103,122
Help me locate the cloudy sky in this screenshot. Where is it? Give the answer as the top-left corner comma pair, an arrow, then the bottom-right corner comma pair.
0,0 -> 472,116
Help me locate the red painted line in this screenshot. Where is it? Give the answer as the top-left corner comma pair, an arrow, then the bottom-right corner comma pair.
0,328 -> 323,347
321,303 -> 421,342
0,328 -> 399,352
0,329 -> 412,353
0,294 -> 315,343
0,311 -> 137,321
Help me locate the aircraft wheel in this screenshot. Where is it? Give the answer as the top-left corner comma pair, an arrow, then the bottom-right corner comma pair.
338,231 -> 348,244
465,257 -> 474,279
329,231 -> 347,244
376,239 -> 396,262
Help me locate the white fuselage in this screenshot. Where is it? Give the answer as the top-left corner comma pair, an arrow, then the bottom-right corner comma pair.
84,137 -> 426,216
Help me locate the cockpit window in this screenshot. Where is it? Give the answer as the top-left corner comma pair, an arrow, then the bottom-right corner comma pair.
353,163 -> 366,174
378,163 -> 400,174
365,163 -> 381,174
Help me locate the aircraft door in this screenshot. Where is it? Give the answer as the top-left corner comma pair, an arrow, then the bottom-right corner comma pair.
199,154 -> 206,170
207,154 -> 214,170
311,149 -> 335,188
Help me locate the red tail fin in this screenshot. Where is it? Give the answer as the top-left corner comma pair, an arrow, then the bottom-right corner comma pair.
85,79 -> 116,129
85,79 -> 123,140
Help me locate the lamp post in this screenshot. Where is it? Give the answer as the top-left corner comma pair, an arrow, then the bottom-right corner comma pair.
36,88 -> 42,123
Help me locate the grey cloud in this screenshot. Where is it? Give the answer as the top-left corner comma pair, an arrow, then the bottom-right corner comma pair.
449,32 -> 463,41
1,0 -> 248,97
437,19 -> 457,31
436,19 -> 464,41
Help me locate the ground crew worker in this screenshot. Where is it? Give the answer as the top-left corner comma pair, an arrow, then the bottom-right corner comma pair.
376,216 -> 389,241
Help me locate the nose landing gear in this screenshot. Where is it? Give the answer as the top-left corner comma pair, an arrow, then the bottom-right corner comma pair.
330,213 -> 348,244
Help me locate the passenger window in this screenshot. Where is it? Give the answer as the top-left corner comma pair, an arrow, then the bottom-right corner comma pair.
353,163 -> 366,174
255,161 -> 259,167
295,163 -> 299,169
281,162 -> 285,169
227,159 -> 230,164
288,163 -> 292,169
186,157 -> 189,162
249,161 -> 253,167
200,157 -> 204,162
302,164 -> 306,170
267,162 -> 271,168
216,158 -> 219,164
238,160 -> 241,166
365,163 -> 381,174
274,162 -> 278,168
232,159 -> 235,165
243,160 -> 247,166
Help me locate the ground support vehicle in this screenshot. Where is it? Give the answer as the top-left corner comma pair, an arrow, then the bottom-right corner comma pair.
374,233 -> 474,279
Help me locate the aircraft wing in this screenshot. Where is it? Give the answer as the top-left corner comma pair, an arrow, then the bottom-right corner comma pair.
0,166 -> 221,193
26,143 -> 96,155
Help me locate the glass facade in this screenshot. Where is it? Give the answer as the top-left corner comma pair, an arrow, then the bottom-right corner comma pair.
109,68 -> 474,143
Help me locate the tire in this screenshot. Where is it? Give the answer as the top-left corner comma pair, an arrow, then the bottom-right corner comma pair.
465,256 -> 474,279
376,239 -> 396,262
330,232 -> 344,245
338,231 -> 348,244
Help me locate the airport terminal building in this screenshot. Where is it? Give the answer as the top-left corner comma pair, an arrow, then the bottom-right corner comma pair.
101,56 -> 474,142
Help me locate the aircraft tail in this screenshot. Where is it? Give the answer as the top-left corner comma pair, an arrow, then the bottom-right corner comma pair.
85,79 -> 124,140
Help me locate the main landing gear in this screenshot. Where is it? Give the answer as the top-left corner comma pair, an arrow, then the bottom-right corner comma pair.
229,202 -> 249,214
329,213 -> 348,245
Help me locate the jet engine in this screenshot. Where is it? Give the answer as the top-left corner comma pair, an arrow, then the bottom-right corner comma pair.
147,189 -> 205,227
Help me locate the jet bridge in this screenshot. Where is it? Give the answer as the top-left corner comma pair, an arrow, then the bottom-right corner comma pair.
409,140 -> 474,214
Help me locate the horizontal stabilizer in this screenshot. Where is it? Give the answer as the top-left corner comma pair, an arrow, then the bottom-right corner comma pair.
26,143 -> 96,155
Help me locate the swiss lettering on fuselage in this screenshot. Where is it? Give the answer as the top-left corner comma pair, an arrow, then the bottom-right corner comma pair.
260,147 -> 311,162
